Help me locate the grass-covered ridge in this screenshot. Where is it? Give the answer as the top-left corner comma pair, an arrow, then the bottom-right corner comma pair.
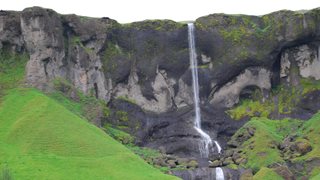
0,88 -> 178,180
229,115 -> 320,178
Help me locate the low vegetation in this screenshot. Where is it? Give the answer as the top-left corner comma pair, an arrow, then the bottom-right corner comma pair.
0,50 -> 28,97
228,79 -> 320,120
0,89 -> 178,180
0,50 -> 177,179
229,114 -> 320,178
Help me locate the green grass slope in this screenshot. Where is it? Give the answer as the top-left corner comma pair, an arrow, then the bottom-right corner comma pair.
230,115 -> 320,178
232,118 -> 301,171
0,88 -> 178,180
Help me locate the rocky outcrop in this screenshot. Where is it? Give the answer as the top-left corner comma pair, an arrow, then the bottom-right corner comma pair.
21,7 -> 65,89
195,9 -> 320,106
18,7 -> 116,101
210,67 -> 271,108
114,68 -> 176,112
2,6 -> 319,113
281,43 -> 320,84
0,10 -> 24,52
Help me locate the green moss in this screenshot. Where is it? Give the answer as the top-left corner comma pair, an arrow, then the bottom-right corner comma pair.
227,163 -> 238,170
117,96 -> 137,104
294,112 -> 320,161
101,42 -> 126,74
231,112 -> 320,177
71,36 -> 94,54
50,78 -> 109,124
227,99 -> 273,120
253,167 -> 283,180
197,64 -> 210,69
0,50 -> 29,96
103,124 -> 134,145
79,16 -> 91,23
122,20 -> 184,31
116,111 -> 129,122
220,26 -> 251,43
301,78 -> 320,94
228,84 -> 304,120
233,118 -> 303,172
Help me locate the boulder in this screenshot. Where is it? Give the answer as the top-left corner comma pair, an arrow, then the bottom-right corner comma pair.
240,169 -> 253,180
293,141 -> 312,155
187,160 -> 199,168
273,165 -> 295,180
167,160 -> 177,168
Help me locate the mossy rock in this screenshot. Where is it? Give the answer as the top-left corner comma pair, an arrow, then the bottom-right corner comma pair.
253,167 -> 284,180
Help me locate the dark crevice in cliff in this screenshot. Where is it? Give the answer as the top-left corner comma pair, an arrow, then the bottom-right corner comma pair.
271,56 -> 281,88
42,57 -> 50,76
94,83 -> 99,99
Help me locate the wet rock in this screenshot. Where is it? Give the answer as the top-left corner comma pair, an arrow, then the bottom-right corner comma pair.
240,169 -> 253,180
153,158 -> 166,167
222,157 -> 234,166
232,152 -> 242,162
293,141 -> 312,155
273,165 -> 295,180
209,160 -> 221,168
224,149 -> 234,157
167,160 -> 177,168
247,127 -> 255,136
177,157 -> 189,166
235,157 -> 247,165
187,160 -> 199,168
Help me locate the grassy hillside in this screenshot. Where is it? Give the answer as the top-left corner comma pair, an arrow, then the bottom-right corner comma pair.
0,88 -> 178,180
229,115 -> 320,178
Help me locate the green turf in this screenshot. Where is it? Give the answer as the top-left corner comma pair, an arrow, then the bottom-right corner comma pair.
232,117 -> 303,172
0,88 -> 178,180
293,112 -> 320,162
253,167 -> 284,180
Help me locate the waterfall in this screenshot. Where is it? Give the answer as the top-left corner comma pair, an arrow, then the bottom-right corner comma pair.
188,23 -> 212,158
216,167 -> 224,180
188,23 -> 223,156
214,140 -> 222,154
188,23 -> 225,180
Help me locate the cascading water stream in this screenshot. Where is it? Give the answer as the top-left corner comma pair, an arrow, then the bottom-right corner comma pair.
188,23 -> 224,180
188,23 -> 212,158
216,167 -> 224,180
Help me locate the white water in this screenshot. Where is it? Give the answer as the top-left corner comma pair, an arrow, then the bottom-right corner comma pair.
188,23 -> 224,180
214,140 -> 222,154
216,167 -> 224,180
188,23 -> 213,158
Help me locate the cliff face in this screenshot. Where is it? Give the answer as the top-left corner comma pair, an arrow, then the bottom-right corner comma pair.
1,6 -> 320,163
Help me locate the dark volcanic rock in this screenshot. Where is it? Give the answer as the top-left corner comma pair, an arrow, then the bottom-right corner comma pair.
173,167 -> 240,180
109,99 -> 245,158
195,9 -> 320,108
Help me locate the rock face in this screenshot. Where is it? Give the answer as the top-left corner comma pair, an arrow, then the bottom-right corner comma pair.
281,44 -> 320,83
1,7 -> 320,174
210,67 -> 271,108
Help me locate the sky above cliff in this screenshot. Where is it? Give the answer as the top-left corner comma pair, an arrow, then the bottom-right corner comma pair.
3,0 -> 320,23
